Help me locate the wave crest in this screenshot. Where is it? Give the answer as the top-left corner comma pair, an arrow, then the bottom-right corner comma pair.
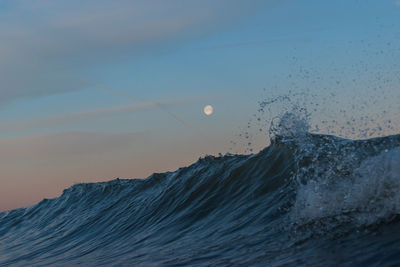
0,128 -> 399,265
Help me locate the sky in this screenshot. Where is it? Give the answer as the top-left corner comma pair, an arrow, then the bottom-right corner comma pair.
1,0 -> 400,211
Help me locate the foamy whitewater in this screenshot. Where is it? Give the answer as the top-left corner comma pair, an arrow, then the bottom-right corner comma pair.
1,113 -> 400,266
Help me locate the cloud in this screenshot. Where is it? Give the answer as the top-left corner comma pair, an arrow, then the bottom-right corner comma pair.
0,0 -> 266,105
395,0 -> 400,6
0,96 -> 201,134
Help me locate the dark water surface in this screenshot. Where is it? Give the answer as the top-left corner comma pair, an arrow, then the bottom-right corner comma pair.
1,132 -> 399,266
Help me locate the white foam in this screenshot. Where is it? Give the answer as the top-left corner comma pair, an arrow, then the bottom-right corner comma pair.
269,112 -> 310,141
292,147 -> 400,226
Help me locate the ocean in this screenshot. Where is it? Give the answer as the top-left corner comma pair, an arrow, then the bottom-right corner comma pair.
1,113 -> 399,266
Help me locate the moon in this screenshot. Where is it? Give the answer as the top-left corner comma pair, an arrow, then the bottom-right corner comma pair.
203,105 -> 213,116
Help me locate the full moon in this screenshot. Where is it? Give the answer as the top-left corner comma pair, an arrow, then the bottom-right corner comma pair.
203,105 -> 213,116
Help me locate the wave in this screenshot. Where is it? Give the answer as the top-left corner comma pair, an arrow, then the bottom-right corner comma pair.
1,115 -> 400,266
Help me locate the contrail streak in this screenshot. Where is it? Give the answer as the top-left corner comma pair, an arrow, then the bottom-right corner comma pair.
79,80 -> 194,129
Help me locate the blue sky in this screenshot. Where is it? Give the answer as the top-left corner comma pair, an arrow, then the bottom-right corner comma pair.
0,0 -> 399,211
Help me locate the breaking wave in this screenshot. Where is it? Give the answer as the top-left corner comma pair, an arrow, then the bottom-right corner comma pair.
1,114 -> 400,266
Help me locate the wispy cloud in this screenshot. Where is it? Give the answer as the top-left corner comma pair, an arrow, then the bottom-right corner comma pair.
0,96 -> 201,134
395,0 -> 400,6
0,0 -> 267,105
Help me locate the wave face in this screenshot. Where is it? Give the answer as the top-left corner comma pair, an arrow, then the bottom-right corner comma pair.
1,131 -> 400,266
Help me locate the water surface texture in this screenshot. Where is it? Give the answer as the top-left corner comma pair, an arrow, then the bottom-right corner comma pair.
1,117 -> 400,266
